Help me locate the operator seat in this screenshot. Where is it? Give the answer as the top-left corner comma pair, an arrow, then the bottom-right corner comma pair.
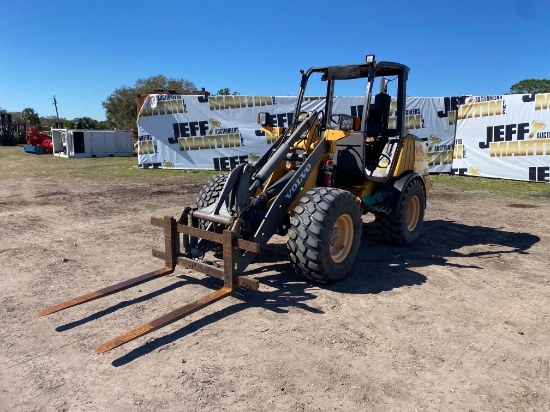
332,91 -> 394,186
365,91 -> 391,169
366,92 -> 391,138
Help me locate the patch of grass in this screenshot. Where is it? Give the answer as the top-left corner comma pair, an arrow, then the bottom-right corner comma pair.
0,145 -> 219,181
432,174 -> 550,200
2,145 -> 548,199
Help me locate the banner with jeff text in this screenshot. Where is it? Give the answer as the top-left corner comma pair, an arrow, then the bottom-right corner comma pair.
137,94 -> 452,172
452,94 -> 550,182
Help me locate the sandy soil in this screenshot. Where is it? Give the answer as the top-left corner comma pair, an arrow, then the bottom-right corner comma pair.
1,170 -> 549,411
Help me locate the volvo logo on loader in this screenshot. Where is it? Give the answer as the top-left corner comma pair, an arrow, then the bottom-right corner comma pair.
285,164 -> 312,199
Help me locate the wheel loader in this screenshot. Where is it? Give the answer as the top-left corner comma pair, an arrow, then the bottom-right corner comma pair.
38,55 -> 432,353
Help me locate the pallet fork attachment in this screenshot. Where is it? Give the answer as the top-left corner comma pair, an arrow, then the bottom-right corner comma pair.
38,210 -> 260,353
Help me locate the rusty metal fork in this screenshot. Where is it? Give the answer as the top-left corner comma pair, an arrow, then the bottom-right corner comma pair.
38,215 -> 260,354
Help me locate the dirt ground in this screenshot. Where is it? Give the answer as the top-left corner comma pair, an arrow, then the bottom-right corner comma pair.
1,165 -> 550,411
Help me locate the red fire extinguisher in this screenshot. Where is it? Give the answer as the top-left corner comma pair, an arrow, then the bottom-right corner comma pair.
323,156 -> 334,187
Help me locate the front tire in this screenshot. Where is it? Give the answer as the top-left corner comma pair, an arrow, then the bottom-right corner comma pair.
195,174 -> 228,230
287,188 -> 362,283
374,178 -> 425,245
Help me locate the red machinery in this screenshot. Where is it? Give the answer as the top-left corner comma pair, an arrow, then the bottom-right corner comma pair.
26,126 -> 53,153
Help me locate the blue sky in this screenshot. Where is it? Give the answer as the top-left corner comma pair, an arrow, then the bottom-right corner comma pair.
1,0 -> 548,121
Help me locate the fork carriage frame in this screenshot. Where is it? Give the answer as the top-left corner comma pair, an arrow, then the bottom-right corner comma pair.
38,208 -> 260,353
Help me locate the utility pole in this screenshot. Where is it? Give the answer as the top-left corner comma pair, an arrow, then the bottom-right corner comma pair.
53,96 -> 60,123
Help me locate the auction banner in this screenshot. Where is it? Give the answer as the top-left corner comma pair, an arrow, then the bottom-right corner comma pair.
137,94 -> 326,171
453,94 -> 550,182
137,94 -> 452,172
402,96 -> 456,173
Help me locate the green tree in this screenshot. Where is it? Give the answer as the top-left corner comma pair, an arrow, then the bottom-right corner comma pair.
102,75 -> 197,130
39,115 -> 59,129
134,74 -> 195,93
39,116 -> 101,130
102,86 -> 138,129
10,112 -> 23,124
102,86 -> 137,130
62,119 -> 76,129
509,79 -> 550,94
216,88 -> 239,95
97,120 -> 109,129
21,108 -> 40,126
74,117 -> 98,129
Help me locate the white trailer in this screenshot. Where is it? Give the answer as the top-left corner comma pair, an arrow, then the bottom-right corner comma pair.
51,129 -> 134,158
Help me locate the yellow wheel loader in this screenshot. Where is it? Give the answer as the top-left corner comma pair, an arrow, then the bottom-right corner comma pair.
39,55 -> 432,352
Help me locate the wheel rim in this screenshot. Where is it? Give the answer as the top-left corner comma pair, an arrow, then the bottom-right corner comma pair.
330,214 -> 354,264
406,195 -> 420,231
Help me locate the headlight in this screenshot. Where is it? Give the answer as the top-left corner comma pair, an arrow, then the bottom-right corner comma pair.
339,116 -> 354,130
338,115 -> 360,131
256,112 -> 271,127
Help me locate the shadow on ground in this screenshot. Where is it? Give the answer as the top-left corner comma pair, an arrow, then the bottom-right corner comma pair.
50,219 -> 539,366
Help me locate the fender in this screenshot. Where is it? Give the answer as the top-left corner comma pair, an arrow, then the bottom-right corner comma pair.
364,172 -> 425,216
387,172 -> 426,218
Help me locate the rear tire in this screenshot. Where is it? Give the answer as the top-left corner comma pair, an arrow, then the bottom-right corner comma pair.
374,178 -> 425,245
287,188 -> 362,283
